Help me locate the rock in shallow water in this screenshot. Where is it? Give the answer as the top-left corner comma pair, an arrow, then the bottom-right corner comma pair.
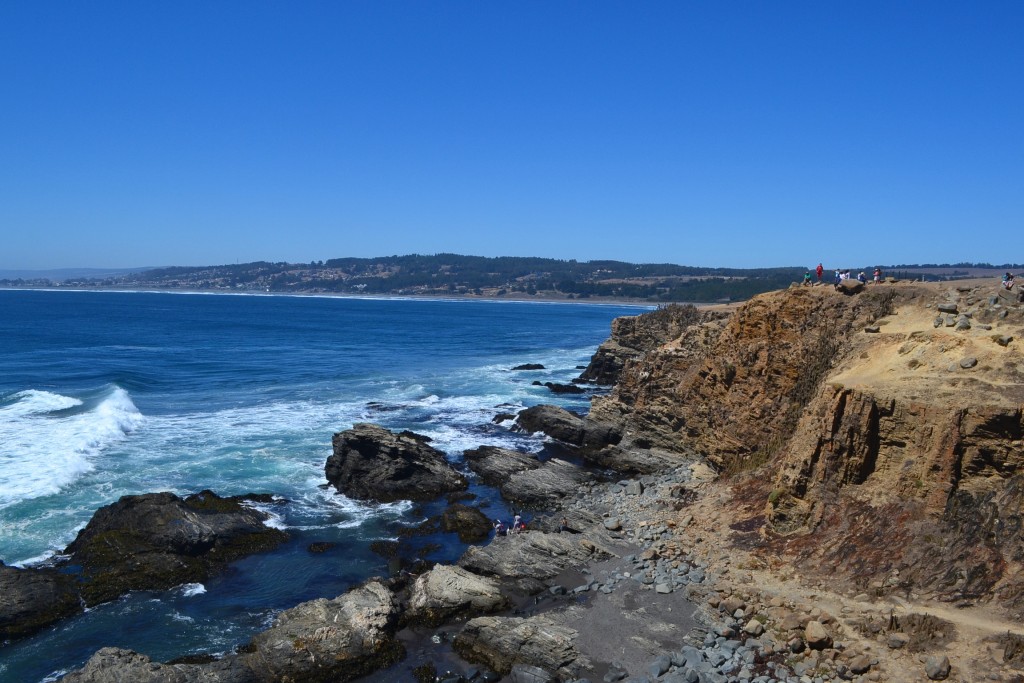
326,423 -> 468,503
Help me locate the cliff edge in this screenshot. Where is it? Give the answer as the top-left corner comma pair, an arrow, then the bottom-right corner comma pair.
583,279 -> 1024,615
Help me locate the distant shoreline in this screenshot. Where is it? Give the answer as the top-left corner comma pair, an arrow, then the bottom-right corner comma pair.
0,285 -> 671,309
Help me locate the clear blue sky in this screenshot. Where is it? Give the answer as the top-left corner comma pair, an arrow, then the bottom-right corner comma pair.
2,2 -> 1021,270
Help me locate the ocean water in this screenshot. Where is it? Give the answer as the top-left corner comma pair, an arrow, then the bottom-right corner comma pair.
0,289 -> 647,682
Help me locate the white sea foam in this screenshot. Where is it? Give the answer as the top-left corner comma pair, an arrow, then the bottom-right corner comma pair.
179,583 -> 207,597
0,387 -> 143,508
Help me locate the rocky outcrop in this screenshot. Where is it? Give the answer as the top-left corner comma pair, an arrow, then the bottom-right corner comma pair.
64,490 -> 288,606
407,564 -> 508,626
577,304 -> 725,385
502,458 -> 595,507
584,280 -> 1024,608
584,286 -> 901,470
58,647 -> 255,683
439,504 -> 493,543
514,405 -> 584,446
458,531 -> 616,594
464,446 -> 541,486
326,423 -> 468,503
62,580 -> 403,683
0,560 -> 81,640
453,615 -> 588,680
246,580 -> 402,682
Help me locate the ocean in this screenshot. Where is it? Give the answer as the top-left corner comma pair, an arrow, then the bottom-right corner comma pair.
0,289 -> 648,682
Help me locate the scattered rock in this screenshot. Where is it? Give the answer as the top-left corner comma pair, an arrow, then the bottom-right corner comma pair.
864,325 -> 880,333
512,364 -> 545,371
937,303 -> 959,314
960,357 -> 978,369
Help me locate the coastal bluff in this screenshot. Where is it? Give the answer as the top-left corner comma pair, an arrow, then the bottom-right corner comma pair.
579,279 -> 1024,613
57,278 -> 1024,682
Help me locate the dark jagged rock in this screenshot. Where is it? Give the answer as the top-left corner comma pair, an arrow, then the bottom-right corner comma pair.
65,490 -> 288,606
441,504 -> 493,543
326,423 -> 468,503
511,364 -> 545,371
464,446 -> 541,487
514,406 -> 584,446
530,381 -> 586,394
0,560 -> 81,640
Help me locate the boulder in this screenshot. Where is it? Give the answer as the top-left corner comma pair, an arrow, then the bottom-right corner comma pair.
453,615 -> 588,680
511,364 -> 545,371
247,580 -> 402,682
925,654 -> 951,680
514,405 -> 585,446
501,458 -> 595,507
0,560 -> 81,640
407,564 -> 509,626
837,279 -> 865,294
804,620 -> 833,650
458,531 -> 616,595
937,303 -> 959,314
326,423 -> 467,503
64,490 -> 288,606
440,504 -> 493,543
464,446 -> 541,487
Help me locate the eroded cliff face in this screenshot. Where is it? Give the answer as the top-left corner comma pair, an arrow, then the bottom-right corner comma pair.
586,279 -> 1024,607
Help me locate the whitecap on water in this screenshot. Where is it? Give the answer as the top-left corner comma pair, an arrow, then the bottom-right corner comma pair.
0,386 -> 143,508
178,583 -> 207,598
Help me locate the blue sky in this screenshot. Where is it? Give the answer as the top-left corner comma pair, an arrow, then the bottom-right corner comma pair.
1,2 -> 1021,270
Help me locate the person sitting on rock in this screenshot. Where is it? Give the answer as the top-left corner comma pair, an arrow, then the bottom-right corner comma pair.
1004,272 -> 1015,290
494,519 -> 507,537
857,271 -> 867,283
511,514 -> 522,533
802,272 -> 812,286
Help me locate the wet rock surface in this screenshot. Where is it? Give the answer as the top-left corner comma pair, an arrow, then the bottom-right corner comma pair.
65,490 -> 288,607
514,405 -> 585,446
0,560 -> 81,640
326,423 -> 468,503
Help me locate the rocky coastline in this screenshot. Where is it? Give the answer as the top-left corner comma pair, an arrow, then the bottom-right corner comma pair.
20,279 -> 1024,682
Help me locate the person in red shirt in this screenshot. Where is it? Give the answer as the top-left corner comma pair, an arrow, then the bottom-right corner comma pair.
815,263 -> 824,282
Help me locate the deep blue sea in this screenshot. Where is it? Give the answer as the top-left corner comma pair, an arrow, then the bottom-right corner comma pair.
0,289 -> 647,682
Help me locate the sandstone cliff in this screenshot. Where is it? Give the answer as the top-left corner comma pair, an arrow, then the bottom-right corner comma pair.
584,279 -> 1024,610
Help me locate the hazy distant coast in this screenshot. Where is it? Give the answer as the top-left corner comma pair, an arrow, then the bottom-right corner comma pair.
4,254 -> 1017,305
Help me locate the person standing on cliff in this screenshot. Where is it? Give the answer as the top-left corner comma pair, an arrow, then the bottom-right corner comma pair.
816,263 -> 824,282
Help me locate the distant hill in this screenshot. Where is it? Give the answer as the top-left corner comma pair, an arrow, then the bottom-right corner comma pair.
2,257 -> 1020,303
0,267 -> 153,282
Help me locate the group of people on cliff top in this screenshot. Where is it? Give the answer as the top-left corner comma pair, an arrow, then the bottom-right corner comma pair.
801,263 -> 883,288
